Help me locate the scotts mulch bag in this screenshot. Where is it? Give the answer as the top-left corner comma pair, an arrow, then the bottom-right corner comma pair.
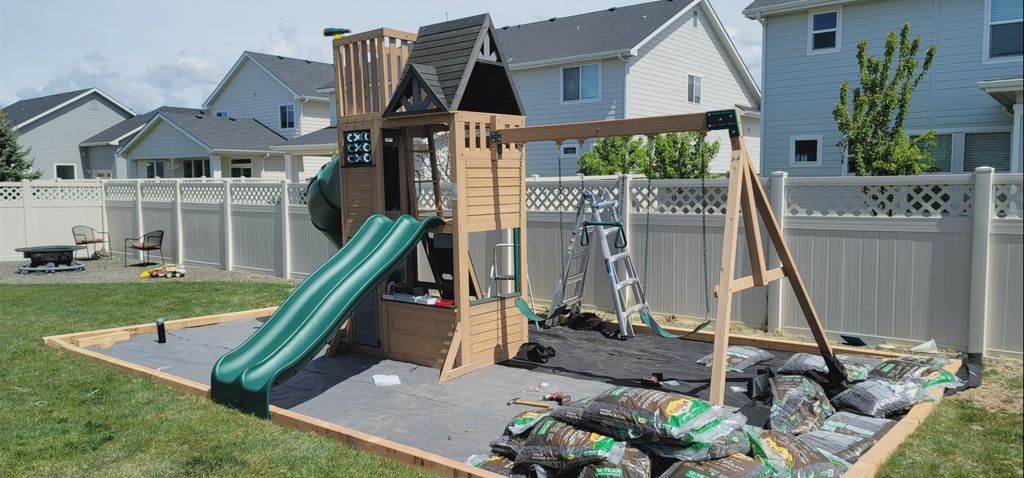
642,426 -> 751,461
798,430 -> 877,463
744,426 -> 847,477
514,417 -> 625,469
777,353 -> 882,382
579,446 -> 651,478
769,375 -> 835,435
490,434 -> 526,459
869,359 -> 961,389
575,387 -> 737,441
507,409 -> 552,435
466,454 -> 529,477
550,397 -> 640,441
831,379 -> 933,418
897,355 -> 952,368
697,346 -> 775,372
658,454 -> 770,478
819,412 -> 895,440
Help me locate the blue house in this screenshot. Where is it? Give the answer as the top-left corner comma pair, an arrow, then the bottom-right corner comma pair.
745,0 -> 1023,175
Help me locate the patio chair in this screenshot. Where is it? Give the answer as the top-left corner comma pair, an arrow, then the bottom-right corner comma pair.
72,225 -> 110,260
124,230 -> 165,267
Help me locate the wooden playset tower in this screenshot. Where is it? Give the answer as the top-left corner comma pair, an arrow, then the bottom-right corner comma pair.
328,15 -> 529,381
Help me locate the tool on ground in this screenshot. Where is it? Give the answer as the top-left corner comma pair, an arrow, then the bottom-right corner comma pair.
542,391 -> 571,405
641,372 -> 664,387
507,397 -> 553,409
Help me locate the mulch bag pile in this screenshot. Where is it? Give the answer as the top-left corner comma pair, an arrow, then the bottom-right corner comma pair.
819,412 -> 894,440
768,375 -> 835,435
658,454 -> 770,478
697,346 -> 775,372
777,353 -> 883,382
831,378 -> 933,418
641,427 -> 750,462
515,417 -> 626,470
745,426 -> 847,477
579,446 -> 651,478
868,359 -> 961,389
798,430 -> 877,463
467,454 -> 530,477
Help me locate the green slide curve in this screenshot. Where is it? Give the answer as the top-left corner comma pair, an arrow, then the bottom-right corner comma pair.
306,156 -> 343,248
211,214 -> 444,418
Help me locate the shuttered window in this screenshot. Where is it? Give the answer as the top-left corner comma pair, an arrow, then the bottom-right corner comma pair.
964,132 -> 1012,171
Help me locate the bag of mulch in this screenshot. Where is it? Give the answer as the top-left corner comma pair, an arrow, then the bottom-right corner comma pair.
831,379 -> 932,418
869,359 -> 961,389
836,354 -> 883,382
777,353 -> 881,382
642,426 -> 751,462
490,434 -> 526,459
550,397 -> 639,441
745,426 -> 847,477
507,409 -> 553,435
572,387 -> 737,441
658,454 -> 770,478
769,375 -> 835,435
515,417 -> 625,470
579,446 -> 651,478
819,412 -> 895,440
697,346 -> 775,372
897,355 -> 952,368
798,430 -> 877,463
467,454 -> 529,477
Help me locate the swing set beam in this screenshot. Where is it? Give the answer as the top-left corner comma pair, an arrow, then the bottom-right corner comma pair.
492,109 -> 846,405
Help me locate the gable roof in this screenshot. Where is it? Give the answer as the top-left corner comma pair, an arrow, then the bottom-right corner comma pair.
2,88 -> 135,130
119,111 -> 287,156
202,51 -> 334,108
384,14 -> 524,116
743,0 -> 853,18
272,126 -> 338,148
80,106 -> 203,146
496,0 -> 699,67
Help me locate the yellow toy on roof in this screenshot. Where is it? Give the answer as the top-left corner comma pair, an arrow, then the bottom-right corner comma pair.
139,264 -> 186,279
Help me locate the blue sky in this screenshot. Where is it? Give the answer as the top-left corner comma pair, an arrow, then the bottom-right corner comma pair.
0,0 -> 762,112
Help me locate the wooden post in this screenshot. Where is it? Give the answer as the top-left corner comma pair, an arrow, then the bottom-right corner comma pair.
451,115 -> 471,369
968,166 -> 994,355
281,179 -> 292,279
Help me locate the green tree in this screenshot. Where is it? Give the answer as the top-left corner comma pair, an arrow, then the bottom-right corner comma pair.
0,111 -> 40,181
833,23 -> 937,176
576,133 -> 720,179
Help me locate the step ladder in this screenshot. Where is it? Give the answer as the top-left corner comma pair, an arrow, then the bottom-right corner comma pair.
547,196 -> 594,326
486,243 -> 516,298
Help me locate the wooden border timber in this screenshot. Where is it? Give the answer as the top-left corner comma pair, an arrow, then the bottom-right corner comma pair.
42,309 -> 957,478
42,313 -> 502,478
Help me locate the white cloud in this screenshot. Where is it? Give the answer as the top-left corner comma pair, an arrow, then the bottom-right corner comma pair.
724,25 -> 763,86
258,19 -> 325,61
11,51 -> 225,112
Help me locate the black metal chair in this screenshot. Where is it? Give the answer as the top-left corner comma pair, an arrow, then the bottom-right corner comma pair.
124,230 -> 165,266
72,225 -> 110,260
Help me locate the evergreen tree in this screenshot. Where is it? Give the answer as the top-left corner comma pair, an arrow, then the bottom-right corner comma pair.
833,23 -> 937,176
0,111 -> 41,181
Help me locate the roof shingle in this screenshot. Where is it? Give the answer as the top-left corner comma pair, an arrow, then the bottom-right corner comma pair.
138,112 -> 286,153
245,52 -> 334,98
2,88 -> 94,127
81,106 -> 202,145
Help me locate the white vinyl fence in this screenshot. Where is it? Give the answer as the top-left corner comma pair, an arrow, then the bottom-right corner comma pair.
1,168 -> 1020,357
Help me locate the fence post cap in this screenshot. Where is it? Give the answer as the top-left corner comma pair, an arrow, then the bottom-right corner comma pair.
770,171 -> 788,178
973,166 -> 995,174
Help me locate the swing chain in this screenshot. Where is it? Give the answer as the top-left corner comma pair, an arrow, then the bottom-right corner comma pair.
641,134 -> 656,292
699,132 -> 711,322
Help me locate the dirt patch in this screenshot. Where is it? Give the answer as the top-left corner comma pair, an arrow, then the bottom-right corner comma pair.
954,359 -> 1024,415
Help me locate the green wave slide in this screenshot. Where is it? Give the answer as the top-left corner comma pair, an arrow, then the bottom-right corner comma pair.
305,157 -> 343,248
211,213 -> 444,418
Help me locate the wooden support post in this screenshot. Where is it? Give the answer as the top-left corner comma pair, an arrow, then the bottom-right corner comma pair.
739,169 -> 766,285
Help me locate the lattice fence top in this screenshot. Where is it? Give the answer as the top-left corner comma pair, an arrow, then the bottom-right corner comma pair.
631,183 -> 731,215
231,183 -> 282,205
526,178 -> 620,212
0,185 -> 21,203
787,183 -> 974,218
416,181 -> 452,212
29,184 -> 102,203
993,183 -> 1023,219
288,183 -> 309,206
181,183 -> 225,204
104,183 -> 137,201
140,182 -> 176,203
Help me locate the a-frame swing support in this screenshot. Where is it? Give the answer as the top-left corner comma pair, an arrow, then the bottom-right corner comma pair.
492,109 -> 846,405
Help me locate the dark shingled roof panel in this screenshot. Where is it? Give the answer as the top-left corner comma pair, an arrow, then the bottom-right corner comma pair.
274,126 -> 337,147
410,64 -> 450,109
2,88 -> 93,127
406,14 -> 490,105
157,112 -> 286,152
82,106 -> 203,145
743,0 -> 818,15
245,51 -> 334,98
496,0 -> 696,65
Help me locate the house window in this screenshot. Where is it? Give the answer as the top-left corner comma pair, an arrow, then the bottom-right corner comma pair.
986,0 -> 1024,59
920,133 -> 954,173
215,110 -> 229,118
54,164 -> 76,180
808,10 -> 840,53
790,135 -> 822,165
562,64 -> 599,102
964,131 -> 1012,171
182,159 -> 211,178
687,75 -> 702,104
279,104 -> 295,129
145,161 -> 165,178
560,145 -> 580,158
230,159 -> 253,178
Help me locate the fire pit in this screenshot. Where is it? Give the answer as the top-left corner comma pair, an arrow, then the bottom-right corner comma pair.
14,245 -> 86,273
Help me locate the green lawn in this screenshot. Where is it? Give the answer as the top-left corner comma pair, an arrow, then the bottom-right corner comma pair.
1,282 -> 1021,477
0,282 -> 439,478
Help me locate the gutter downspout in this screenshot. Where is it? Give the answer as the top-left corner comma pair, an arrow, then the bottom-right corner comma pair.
619,53 -> 631,119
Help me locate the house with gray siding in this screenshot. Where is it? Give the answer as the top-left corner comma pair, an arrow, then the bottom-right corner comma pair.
81,106 -> 202,178
2,88 -> 135,179
497,0 -> 762,176
745,0 -> 1023,175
